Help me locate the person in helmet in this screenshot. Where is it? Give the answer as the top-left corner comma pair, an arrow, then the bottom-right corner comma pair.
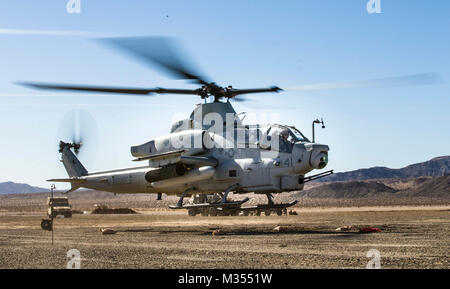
280,128 -> 289,140
279,128 -> 293,153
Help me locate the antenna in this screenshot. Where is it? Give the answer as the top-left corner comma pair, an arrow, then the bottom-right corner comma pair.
312,118 -> 325,143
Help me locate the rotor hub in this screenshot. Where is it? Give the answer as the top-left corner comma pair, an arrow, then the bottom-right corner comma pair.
59,141 -> 82,154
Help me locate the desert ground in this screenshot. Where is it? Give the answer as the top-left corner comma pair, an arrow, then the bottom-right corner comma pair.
0,201 -> 448,269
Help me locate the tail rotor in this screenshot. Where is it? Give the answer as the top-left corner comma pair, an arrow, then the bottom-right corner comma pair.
56,108 -> 99,160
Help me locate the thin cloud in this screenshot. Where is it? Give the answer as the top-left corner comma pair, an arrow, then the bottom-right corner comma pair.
0,28 -> 104,37
286,73 -> 444,91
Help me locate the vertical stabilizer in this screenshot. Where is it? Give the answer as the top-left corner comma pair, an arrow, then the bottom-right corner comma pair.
59,141 -> 88,177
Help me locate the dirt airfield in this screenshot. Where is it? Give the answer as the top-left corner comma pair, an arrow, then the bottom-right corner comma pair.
0,206 -> 449,269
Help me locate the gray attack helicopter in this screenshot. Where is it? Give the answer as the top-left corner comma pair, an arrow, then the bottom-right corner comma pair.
19,37 -> 441,216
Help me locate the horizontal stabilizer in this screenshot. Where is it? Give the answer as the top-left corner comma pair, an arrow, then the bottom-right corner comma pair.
47,178 -> 86,183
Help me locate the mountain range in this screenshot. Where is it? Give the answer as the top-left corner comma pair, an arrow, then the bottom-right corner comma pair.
296,175 -> 450,199
318,156 -> 449,182
0,181 -> 49,195
296,156 -> 450,199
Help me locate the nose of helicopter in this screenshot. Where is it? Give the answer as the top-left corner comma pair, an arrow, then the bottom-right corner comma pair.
307,143 -> 329,169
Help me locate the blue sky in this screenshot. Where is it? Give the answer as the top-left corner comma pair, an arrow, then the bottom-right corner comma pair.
0,0 -> 449,188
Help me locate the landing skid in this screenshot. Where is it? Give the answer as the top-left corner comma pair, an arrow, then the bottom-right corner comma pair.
169,197 -> 249,210
169,190 -> 298,216
240,200 -> 298,216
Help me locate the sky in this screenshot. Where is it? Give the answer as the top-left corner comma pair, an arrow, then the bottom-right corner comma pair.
0,0 -> 449,188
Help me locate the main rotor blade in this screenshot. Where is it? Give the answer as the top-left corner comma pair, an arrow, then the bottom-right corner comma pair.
229,86 -> 283,97
227,86 -> 282,102
285,73 -> 443,91
98,36 -> 210,85
18,82 -> 201,96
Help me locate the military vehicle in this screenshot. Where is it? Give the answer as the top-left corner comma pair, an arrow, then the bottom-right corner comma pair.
47,196 -> 72,218
19,37 -> 439,216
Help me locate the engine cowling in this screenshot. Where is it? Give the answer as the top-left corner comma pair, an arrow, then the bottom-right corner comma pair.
131,130 -> 206,158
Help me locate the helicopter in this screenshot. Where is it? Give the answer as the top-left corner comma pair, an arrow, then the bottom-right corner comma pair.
19,36 -> 440,216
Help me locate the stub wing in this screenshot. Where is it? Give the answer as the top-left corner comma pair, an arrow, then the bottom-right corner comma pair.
132,149 -> 185,167
133,150 -> 218,168
132,149 -> 185,162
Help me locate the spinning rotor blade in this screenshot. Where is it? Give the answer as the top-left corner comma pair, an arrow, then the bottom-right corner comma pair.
229,86 -> 283,97
17,36 -> 283,100
98,36 -> 210,85
227,86 -> 282,102
56,109 -> 99,158
285,73 -> 443,91
18,82 -> 201,96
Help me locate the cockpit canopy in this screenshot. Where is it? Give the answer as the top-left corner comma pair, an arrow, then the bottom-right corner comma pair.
264,124 -> 310,143
263,124 -> 310,153
245,124 -> 310,153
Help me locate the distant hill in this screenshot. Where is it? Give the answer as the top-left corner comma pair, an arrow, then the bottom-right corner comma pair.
295,175 -> 450,199
0,182 -> 49,195
297,180 -> 397,198
318,156 -> 450,182
397,175 -> 450,197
